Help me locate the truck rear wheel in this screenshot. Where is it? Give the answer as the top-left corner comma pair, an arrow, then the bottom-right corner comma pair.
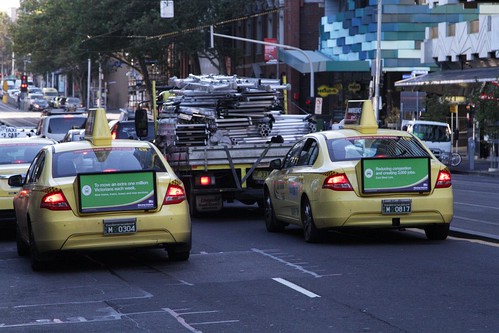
188,193 -> 200,218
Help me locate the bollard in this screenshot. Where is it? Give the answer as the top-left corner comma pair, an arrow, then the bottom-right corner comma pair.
468,137 -> 475,171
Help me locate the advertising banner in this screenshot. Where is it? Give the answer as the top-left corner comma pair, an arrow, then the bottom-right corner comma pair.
78,171 -> 157,213
361,157 -> 430,193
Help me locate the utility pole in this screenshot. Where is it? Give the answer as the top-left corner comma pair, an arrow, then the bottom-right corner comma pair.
373,0 -> 382,121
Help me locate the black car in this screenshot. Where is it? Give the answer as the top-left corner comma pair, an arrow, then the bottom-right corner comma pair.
110,120 -> 155,141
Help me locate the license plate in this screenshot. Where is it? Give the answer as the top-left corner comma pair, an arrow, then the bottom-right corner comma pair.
381,199 -> 411,214
103,218 -> 137,235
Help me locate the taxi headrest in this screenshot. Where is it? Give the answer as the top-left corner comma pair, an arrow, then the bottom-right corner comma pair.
84,108 -> 112,146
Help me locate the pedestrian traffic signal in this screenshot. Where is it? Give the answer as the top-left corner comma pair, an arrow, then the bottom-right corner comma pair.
20,75 -> 28,92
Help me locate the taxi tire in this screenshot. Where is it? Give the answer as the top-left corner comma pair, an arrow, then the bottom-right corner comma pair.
16,225 -> 29,257
264,190 -> 285,232
167,250 -> 190,261
424,224 -> 449,241
302,198 -> 321,243
28,223 -> 52,271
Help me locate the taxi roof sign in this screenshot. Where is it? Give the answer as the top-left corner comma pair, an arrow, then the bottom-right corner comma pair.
84,108 -> 112,146
344,99 -> 378,134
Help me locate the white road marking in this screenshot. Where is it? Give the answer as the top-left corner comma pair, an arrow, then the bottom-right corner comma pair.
272,278 -> 321,298
252,248 -> 327,278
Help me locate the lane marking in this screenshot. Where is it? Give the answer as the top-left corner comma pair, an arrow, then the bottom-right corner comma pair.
252,248 -> 326,278
163,308 -> 202,333
453,215 -> 499,226
454,201 -> 499,211
272,278 -> 321,298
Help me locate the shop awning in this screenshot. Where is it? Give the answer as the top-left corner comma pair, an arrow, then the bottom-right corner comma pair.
278,50 -> 370,74
394,67 -> 499,95
395,67 -> 499,87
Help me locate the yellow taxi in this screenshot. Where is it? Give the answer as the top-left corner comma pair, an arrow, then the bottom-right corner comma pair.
10,109 -> 191,270
264,100 -> 453,242
0,137 -> 56,224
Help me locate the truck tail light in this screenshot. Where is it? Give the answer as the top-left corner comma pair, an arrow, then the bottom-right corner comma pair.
195,175 -> 214,186
435,170 -> 452,188
164,184 -> 186,205
40,190 -> 71,210
323,173 -> 353,191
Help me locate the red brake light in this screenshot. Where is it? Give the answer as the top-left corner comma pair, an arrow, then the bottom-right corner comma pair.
200,176 -> 211,186
435,170 -> 452,188
323,173 -> 353,191
40,190 -> 71,210
163,184 -> 186,205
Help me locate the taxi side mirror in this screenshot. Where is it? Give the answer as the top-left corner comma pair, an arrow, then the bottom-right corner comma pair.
135,109 -> 148,138
269,158 -> 282,170
8,174 -> 24,187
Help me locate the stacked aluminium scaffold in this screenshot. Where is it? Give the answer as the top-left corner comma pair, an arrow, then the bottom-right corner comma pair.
157,74 -> 316,148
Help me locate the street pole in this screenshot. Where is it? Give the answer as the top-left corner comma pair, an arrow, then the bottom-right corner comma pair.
373,0 -> 382,121
87,58 -> 91,110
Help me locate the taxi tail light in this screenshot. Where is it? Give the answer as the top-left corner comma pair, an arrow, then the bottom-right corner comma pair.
435,170 -> 452,188
164,184 -> 186,205
323,173 -> 353,191
40,190 -> 71,210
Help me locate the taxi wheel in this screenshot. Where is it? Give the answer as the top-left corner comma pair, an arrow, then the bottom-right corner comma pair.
16,225 -> 29,257
28,223 -> 51,271
424,224 -> 449,240
167,249 -> 190,261
302,198 -> 321,243
264,190 -> 285,232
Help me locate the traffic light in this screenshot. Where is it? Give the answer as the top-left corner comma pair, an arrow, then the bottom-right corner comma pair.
20,75 -> 28,92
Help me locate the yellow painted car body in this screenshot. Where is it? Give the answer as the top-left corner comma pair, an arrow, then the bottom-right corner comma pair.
11,109 -> 191,269
264,127 -> 454,242
0,137 -> 55,222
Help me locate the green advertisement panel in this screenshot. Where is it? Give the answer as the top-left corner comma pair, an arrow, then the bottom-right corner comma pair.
361,157 -> 430,193
78,171 -> 157,213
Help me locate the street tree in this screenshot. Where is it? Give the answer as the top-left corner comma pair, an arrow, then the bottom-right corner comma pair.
11,0 -> 248,106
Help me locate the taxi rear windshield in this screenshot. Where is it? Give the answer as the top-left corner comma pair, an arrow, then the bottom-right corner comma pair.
0,143 -> 49,165
48,117 -> 87,134
328,136 -> 431,162
52,147 -> 167,178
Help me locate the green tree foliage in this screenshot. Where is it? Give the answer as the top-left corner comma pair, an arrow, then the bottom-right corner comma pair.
0,12 -> 14,75
11,0 -> 248,103
422,93 -> 450,123
473,82 -> 499,141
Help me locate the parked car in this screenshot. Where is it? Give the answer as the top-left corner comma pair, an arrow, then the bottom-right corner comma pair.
263,100 -> 453,243
9,108 -> 191,270
64,97 -> 82,111
0,137 -> 56,225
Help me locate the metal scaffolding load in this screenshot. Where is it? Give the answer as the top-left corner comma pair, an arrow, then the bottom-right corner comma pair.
158,74 -> 315,147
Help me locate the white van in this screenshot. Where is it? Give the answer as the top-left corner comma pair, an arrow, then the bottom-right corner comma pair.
403,120 -> 452,161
